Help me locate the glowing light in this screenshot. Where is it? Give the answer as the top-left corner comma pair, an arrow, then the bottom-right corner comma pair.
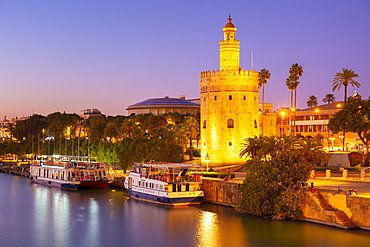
315,108 -> 319,113
196,211 -> 220,246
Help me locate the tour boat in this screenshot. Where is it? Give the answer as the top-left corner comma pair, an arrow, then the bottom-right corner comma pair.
124,163 -> 204,206
29,155 -> 111,190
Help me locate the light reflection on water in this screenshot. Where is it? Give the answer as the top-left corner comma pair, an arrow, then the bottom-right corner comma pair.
1,173 -> 370,247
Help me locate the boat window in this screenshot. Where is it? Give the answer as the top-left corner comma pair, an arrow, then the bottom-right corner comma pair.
186,184 -> 190,191
172,184 -> 176,192
177,184 -> 182,192
160,185 -> 163,190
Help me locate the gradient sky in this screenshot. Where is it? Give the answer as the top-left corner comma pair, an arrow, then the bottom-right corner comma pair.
1,0 -> 369,119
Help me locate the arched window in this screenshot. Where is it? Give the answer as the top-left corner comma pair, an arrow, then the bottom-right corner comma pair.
227,119 -> 234,128
243,95 -> 246,100
229,95 -> 232,100
203,120 -> 206,129
254,119 -> 257,128
214,95 -> 217,100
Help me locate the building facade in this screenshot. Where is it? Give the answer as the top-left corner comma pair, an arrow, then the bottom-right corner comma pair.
200,16 -> 260,166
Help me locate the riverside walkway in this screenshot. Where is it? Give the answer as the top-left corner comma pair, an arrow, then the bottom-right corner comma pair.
309,178 -> 370,197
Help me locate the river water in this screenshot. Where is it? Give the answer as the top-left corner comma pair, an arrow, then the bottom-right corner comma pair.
1,173 -> 370,247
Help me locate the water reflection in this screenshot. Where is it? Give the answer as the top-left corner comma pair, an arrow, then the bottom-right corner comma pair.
196,210 -> 220,246
1,173 -> 370,247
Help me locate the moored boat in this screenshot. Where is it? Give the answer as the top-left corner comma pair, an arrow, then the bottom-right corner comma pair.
30,155 -> 110,190
124,163 -> 204,206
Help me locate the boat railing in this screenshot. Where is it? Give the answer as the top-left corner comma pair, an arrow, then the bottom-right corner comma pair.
138,173 -> 202,183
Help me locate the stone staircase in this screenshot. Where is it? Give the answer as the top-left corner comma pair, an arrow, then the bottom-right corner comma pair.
311,192 -> 356,229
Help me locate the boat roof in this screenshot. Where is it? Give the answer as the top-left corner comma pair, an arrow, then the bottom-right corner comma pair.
36,155 -> 97,160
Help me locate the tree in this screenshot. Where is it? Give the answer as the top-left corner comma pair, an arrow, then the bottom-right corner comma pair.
237,135 -> 327,220
287,63 -> 303,111
286,63 -> 303,134
322,94 -> 335,104
332,68 -> 360,104
259,68 -> 271,135
306,95 -> 318,108
328,97 -> 370,161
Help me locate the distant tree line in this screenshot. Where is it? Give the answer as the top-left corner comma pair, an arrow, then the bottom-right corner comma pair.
0,112 -> 200,170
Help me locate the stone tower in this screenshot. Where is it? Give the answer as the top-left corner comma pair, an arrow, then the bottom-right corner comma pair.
200,16 -> 260,166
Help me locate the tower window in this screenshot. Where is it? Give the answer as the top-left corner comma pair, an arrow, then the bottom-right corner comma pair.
227,119 -> 234,128
254,120 -> 257,128
243,95 -> 246,100
203,120 -> 206,129
214,96 -> 217,100
229,142 -> 232,146
229,95 -> 232,100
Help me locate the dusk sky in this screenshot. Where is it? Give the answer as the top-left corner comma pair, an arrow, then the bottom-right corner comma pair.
1,0 -> 369,119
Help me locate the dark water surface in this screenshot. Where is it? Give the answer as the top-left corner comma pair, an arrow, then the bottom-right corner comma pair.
1,173 -> 370,247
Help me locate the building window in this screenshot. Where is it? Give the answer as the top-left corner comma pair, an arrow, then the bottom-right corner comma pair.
227,119 -> 234,128
243,95 -> 246,100
214,96 -> 217,100
254,120 -> 257,128
229,142 -> 232,146
229,95 -> 232,100
203,120 -> 206,129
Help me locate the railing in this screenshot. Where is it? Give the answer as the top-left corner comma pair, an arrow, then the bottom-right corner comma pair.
311,169 -> 370,181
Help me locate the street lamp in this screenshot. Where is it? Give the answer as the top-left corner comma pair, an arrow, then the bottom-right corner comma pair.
205,153 -> 210,172
280,111 -> 285,135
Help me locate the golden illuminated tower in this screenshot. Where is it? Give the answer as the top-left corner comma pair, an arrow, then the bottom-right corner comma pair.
200,16 -> 260,166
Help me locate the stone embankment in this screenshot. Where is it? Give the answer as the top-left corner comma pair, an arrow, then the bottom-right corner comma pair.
201,175 -> 370,231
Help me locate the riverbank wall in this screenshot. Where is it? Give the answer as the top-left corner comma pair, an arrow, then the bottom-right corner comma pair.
201,178 -> 370,231
201,178 -> 242,207
303,191 -> 370,230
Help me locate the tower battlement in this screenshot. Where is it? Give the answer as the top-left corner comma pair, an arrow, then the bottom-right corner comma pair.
200,69 -> 258,78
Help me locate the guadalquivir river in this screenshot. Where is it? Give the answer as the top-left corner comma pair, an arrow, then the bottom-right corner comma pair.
1,173 -> 370,247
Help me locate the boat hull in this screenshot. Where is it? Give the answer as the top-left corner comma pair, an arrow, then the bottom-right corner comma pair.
126,188 -> 204,206
30,177 -> 109,190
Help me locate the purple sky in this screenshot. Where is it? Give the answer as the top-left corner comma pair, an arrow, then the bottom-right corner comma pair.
1,0 -> 369,119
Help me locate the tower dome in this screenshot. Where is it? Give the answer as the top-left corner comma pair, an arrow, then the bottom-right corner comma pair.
224,15 -> 235,28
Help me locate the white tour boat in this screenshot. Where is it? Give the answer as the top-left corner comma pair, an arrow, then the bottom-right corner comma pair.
30,155 -> 111,190
124,163 -> 204,206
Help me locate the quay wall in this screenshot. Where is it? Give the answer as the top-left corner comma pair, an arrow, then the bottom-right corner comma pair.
201,178 -> 370,230
303,191 -> 370,230
201,178 -> 242,207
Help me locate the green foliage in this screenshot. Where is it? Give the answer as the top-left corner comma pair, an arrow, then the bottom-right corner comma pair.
328,97 -> 370,158
313,167 -> 340,171
237,135 -> 326,220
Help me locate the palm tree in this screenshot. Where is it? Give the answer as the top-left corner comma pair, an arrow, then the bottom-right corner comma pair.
332,68 -> 360,104
259,68 -> 271,136
286,63 -> 303,134
322,94 -> 335,104
306,95 -> 318,108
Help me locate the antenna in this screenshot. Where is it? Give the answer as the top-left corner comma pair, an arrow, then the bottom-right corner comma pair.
251,51 -> 254,70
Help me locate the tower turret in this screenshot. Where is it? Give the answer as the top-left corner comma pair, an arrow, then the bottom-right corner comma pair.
219,16 -> 240,70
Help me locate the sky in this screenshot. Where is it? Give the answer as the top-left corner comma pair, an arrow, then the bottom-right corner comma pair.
1,0 -> 369,119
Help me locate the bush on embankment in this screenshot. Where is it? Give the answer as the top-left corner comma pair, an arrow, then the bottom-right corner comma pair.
237,135 -> 327,220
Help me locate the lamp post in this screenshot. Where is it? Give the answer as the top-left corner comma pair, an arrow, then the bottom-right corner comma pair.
205,153 -> 210,172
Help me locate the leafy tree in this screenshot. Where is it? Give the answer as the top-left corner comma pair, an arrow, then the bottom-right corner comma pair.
322,94 -> 335,104
306,95 -> 318,108
332,68 -> 360,104
237,135 -> 326,220
328,97 -> 370,159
